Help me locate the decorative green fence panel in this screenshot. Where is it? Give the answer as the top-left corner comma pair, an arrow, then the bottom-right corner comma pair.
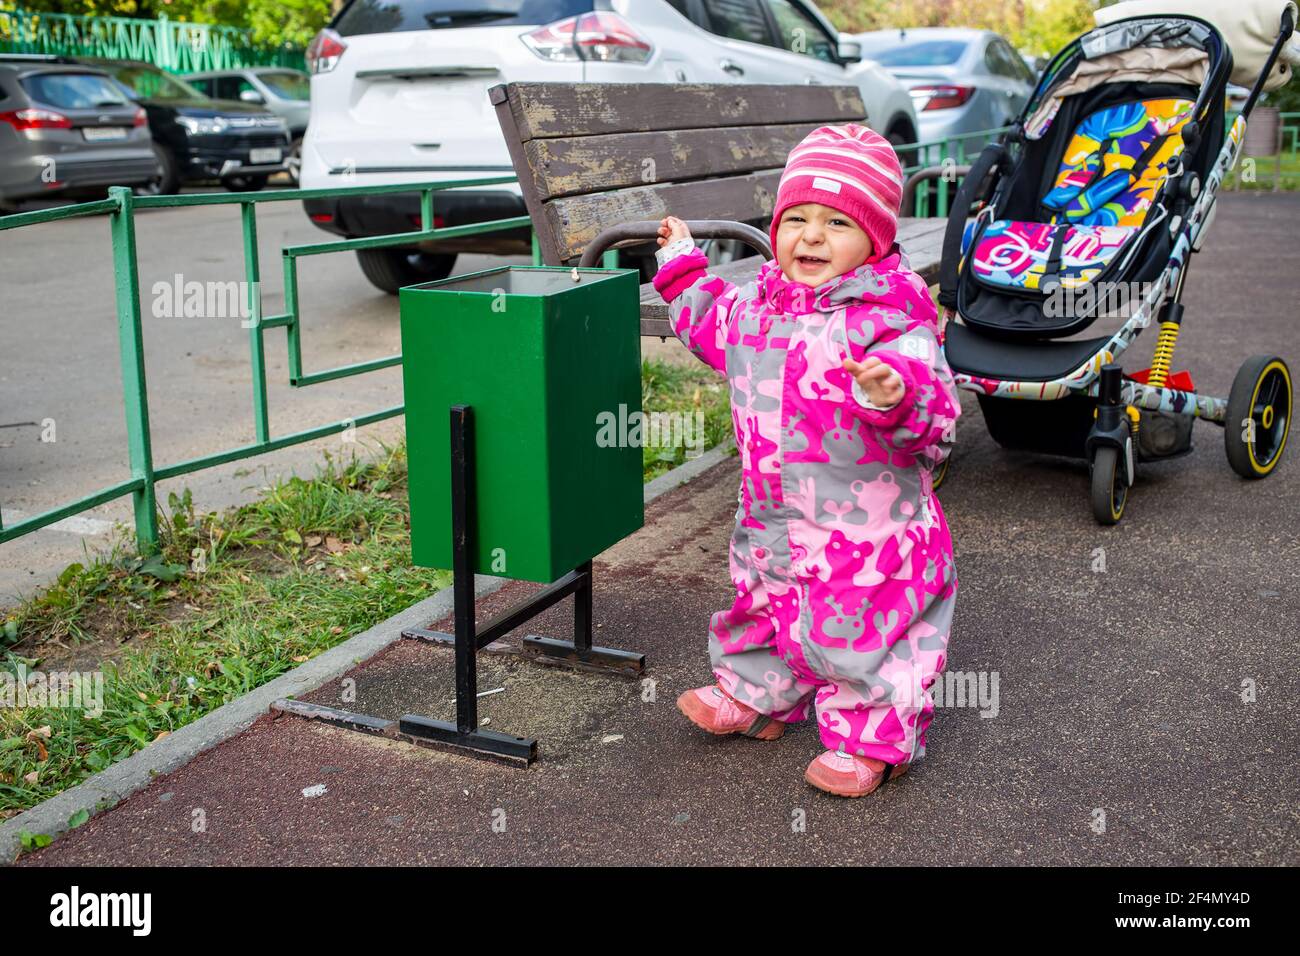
0,8 -> 303,73
0,178 -> 534,552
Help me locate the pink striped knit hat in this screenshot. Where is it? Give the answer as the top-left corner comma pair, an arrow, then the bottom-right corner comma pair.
769,124 -> 904,264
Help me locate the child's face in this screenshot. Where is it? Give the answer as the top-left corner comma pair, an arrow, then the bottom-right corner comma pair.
775,203 -> 873,288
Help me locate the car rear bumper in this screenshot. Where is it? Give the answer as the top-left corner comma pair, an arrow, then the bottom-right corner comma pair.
302,188 -> 532,255
0,152 -> 160,202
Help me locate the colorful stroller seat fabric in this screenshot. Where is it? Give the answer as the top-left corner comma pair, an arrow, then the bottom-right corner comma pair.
969,220 -> 1138,292
1041,98 -> 1195,227
965,98 -> 1194,296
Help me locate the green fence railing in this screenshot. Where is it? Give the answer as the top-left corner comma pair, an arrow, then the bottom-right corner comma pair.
900,125 -> 1014,219
0,8 -> 304,73
0,178 -> 535,552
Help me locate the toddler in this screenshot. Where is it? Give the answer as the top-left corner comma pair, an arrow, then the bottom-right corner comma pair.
654,124 -> 961,797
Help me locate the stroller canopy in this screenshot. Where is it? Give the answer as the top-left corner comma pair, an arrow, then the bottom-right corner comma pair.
1095,0 -> 1300,91
1025,15 -> 1231,141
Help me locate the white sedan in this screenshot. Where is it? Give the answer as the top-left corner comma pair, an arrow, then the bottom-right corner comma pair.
299,0 -> 919,293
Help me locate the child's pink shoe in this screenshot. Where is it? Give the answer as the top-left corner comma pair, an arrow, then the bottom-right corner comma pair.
676,685 -> 785,740
804,749 -> 908,797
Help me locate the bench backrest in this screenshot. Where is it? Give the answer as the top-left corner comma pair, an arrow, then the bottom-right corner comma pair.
489,82 -> 867,265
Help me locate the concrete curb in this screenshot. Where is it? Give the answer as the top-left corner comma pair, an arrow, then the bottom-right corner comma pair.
1,439 -> 737,863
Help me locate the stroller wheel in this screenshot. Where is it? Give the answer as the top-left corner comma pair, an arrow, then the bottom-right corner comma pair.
1225,356 -> 1292,479
932,455 -> 951,491
1090,446 -> 1128,525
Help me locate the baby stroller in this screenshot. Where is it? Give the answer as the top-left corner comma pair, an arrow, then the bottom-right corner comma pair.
937,4 -> 1297,523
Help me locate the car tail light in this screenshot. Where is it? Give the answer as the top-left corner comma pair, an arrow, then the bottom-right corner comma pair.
409,214 -> 447,228
306,28 -> 347,74
909,85 -> 975,112
522,12 -> 652,63
133,107 -> 147,127
0,107 -> 73,130
310,213 -> 335,224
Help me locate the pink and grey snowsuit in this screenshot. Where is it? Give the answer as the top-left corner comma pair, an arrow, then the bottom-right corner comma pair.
653,244 -> 961,764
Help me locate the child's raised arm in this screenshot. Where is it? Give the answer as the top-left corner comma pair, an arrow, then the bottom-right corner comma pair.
651,216 -> 738,374
841,310 -> 961,465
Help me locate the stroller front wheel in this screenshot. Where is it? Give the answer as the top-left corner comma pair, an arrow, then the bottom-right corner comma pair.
1090,446 -> 1128,525
1225,356 -> 1292,479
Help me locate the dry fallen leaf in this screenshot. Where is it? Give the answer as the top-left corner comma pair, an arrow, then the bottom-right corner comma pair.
305,535 -> 323,547
24,771 -> 38,785
154,731 -> 170,742
292,655 -> 309,663
330,626 -> 343,635
26,727 -> 51,761
325,536 -> 345,554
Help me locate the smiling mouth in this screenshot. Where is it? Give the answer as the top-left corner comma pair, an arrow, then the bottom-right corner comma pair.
795,255 -> 829,269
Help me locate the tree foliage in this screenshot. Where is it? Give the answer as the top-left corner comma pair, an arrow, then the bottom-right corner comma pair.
821,0 -> 1099,57
5,0 -> 337,47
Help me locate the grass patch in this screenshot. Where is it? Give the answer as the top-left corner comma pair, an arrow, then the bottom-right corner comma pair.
639,357 -> 732,481
1,444 -> 438,820
1224,151 -> 1300,191
0,357 -> 731,821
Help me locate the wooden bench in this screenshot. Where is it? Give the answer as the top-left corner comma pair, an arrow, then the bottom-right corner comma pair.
489,81 -> 947,337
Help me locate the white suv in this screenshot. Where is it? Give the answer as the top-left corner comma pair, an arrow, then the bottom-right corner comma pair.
301,0 -> 919,293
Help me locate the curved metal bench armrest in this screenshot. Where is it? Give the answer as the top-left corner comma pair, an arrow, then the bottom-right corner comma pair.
578,219 -> 772,268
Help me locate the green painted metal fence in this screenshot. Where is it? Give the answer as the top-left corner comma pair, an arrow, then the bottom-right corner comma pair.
901,125 -> 1013,219
0,7 -> 303,73
0,178 -> 533,551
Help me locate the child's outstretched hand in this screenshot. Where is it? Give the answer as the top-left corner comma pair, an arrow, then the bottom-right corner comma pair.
844,355 -> 905,408
657,215 -> 692,248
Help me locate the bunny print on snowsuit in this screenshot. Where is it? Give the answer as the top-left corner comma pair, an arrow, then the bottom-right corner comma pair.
653,244 -> 961,765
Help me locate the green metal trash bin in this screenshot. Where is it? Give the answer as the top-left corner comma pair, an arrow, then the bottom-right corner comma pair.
400,265 -> 644,584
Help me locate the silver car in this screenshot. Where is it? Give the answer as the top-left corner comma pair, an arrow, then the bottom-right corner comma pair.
0,56 -> 159,210
854,27 -> 1036,156
185,68 -> 311,183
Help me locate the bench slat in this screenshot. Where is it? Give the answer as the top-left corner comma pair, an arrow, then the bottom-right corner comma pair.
489,82 -> 866,140
545,170 -> 782,263
522,122 -> 839,201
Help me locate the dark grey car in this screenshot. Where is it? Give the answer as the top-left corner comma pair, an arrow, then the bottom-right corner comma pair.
185,68 -> 310,183
0,56 -> 159,210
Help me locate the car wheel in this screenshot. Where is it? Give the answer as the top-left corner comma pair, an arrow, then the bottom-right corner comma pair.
355,248 -> 457,295
223,174 -> 270,193
136,143 -> 180,196
885,121 -> 918,170
286,138 -> 303,186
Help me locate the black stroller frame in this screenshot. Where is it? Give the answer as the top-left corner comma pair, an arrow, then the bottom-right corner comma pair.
937,9 -> 1296,523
